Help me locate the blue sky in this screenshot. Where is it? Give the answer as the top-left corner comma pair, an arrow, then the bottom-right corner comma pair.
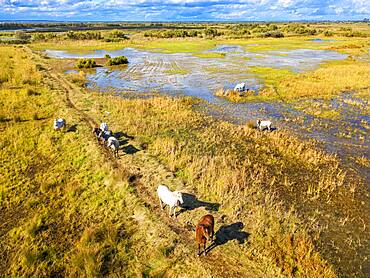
0,0 -> 369,21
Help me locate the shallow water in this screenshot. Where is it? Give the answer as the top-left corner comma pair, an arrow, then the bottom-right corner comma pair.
49,46 -> 346,100
310,38 -> 337,43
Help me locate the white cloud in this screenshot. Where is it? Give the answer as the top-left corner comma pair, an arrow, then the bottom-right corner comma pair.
0,0 -> 369,20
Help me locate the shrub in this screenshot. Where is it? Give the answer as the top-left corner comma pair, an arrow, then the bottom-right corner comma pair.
345,31 -> 368,38
26,88 -> 40,96
0,115 -> 8,122
32,33 -> 46,41
66,31 -> 102,40
109,30 -> 129,39
14,31 -> 31,40
263,31 -> 284,38
35,64 -> 44,71
104,54 -> 111,59
76,58 -> 96,69
106,56 -> 128,66
246,121 -> 255,129
143,29 -> 199,38
204,28 -> 222,38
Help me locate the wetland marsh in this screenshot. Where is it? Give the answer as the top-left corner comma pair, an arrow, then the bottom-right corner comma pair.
1,21 -> 369,277
46,40 -> 369,181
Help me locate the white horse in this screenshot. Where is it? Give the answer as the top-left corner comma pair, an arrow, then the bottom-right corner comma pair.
100,122 -> 109,132
53,118 -> 66,131
257,119 -> 272,131
157,185 -> 184,218
107,136 -> 119,157
234,82 -> 246,92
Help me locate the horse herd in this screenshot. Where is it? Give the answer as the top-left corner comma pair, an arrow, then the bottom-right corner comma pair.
157,184 -> 215,257
53,118 -> 121,157
92,122 -> 120,157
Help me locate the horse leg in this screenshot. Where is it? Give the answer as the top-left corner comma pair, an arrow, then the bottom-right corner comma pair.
204,242 -> 207,256
197,244 -> 201,257
159,198 -> 163,210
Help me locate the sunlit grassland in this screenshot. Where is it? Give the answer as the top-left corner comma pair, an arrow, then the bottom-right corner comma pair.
30,40 -> 132,52
277,59 -> 370,100
1,43 -> 368,276
0,46 -> 215,277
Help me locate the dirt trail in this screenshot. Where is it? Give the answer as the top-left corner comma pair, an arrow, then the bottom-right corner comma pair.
26,47 -> 267,277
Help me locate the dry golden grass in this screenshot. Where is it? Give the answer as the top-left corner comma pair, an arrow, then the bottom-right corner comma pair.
279,59 -> 370,99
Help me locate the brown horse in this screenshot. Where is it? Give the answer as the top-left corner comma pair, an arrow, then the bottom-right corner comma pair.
196,214 -> 214,256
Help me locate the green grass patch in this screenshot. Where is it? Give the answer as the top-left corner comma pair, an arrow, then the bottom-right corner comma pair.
30,40 -> 131,53
193,52 -> 226,58
218,36 -> 369,56
134,38 -> 217,53
164,68 -> 189,75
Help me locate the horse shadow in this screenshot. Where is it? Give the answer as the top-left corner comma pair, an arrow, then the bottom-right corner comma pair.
114,131 -> 134,140
257,126 -> 277,132
113,131 -> 135,147
179,193 -> 220,214
67,124 -> 78,132
113,131 -> 125,140
205,222 -> 249,254
122,144 -> 140,155
119,138 -> 129,146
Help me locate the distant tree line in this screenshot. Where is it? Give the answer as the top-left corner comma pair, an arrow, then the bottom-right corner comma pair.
1,22 -> 369,45
144,29 -> 200,38
143,28 -> 223,38
66,31 -> 103,40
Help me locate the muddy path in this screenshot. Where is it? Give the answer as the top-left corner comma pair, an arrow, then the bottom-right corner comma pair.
27,47 -> 268,277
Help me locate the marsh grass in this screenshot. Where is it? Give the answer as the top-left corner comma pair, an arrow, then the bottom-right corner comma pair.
354,156 -> 370,168
68,71 -> 87,87
193,52 -> 226,58
164,68 -> 189,75
214,88 -> 257,102
294,100 -> 341,119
